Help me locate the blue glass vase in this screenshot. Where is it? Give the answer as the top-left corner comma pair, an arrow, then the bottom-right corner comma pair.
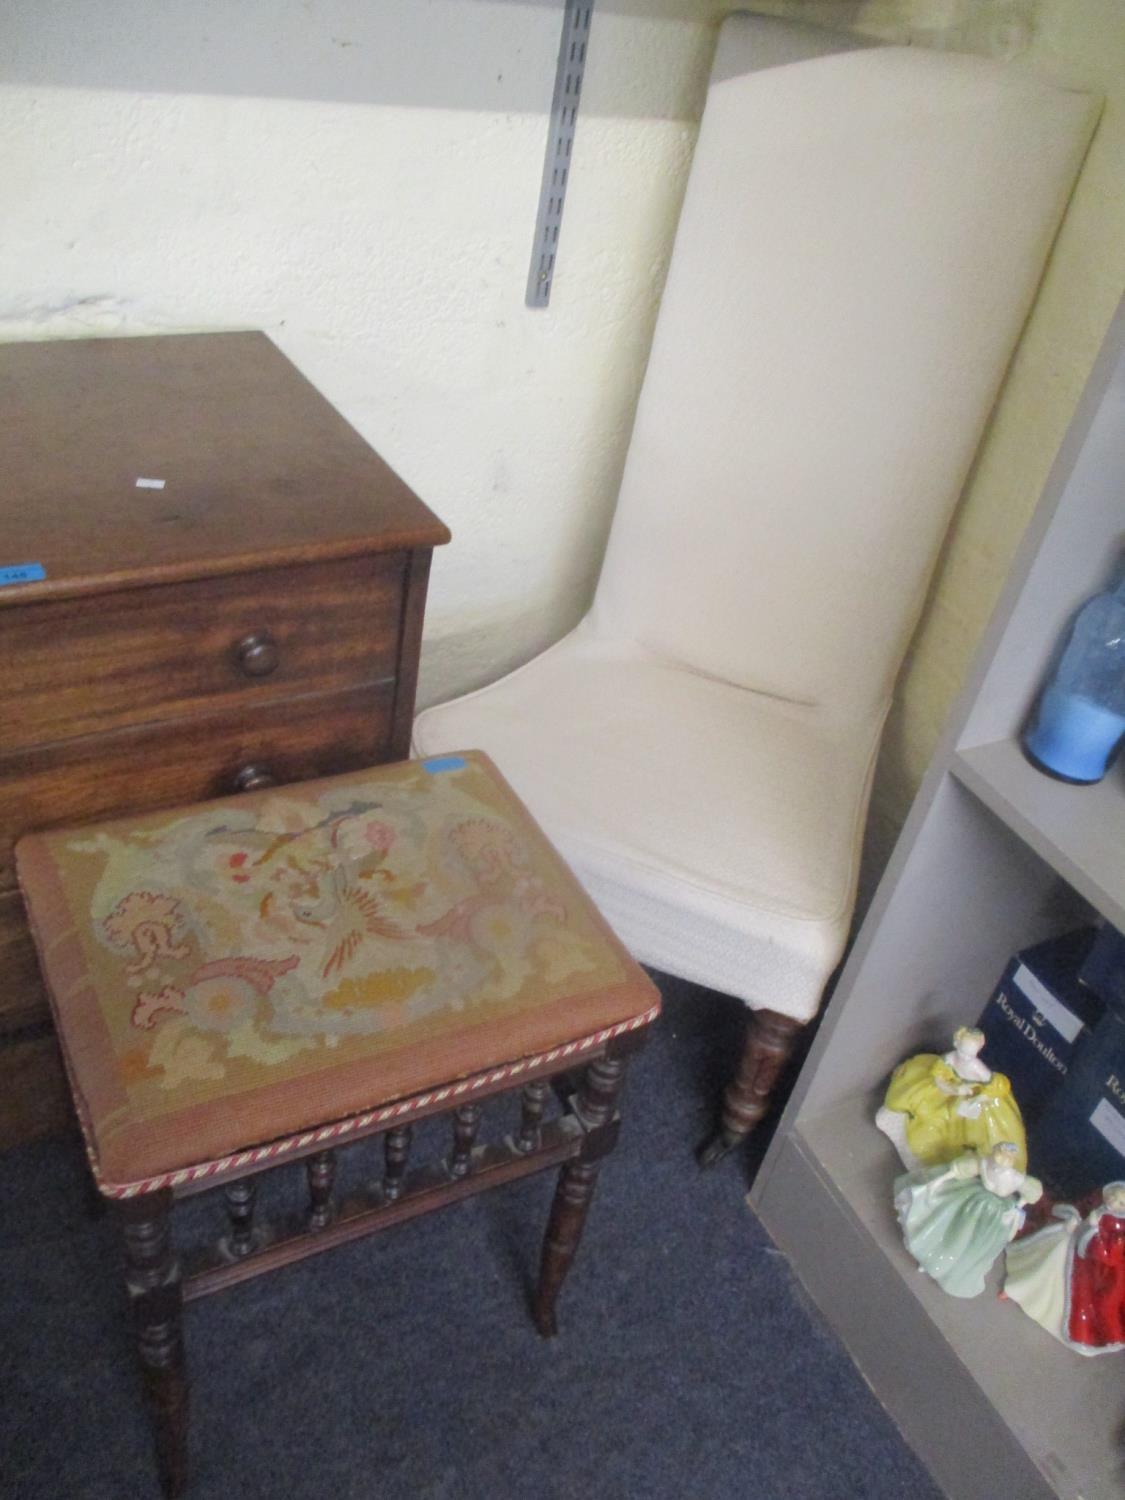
1023,578 -> 1125,784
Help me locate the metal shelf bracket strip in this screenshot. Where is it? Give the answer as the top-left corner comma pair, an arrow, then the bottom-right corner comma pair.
526,0 -> 594,308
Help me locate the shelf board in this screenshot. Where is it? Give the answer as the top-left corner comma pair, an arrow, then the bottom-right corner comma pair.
951,739 -> 1125,929
796,1095 -> 1121,1500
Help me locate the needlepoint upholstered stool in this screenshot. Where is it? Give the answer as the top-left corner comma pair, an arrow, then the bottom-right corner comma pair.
16,752 -> 658,1497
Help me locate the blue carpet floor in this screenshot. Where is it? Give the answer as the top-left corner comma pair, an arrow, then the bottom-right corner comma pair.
1,977 -> 941,1500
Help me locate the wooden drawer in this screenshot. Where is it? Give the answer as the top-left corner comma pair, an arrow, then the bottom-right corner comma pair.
0,553 -> 405,753
0,888 -> 48,1033
0,1031 -> 73,1146
0,683 -> 395,891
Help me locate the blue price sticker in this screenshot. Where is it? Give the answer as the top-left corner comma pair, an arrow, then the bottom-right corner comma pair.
422,756 -> 467,774
0,562 -> 46,588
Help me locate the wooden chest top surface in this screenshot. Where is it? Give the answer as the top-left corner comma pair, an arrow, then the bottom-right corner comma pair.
0,331 -> 449,604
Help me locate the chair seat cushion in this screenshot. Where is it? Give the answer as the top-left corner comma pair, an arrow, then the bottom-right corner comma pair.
413,624 -> 883,1020
16,753 -> 657,1189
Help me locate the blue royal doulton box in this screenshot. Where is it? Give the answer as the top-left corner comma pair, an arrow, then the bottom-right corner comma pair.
1031,1003 -> 1125,1197
1079,922 -> 1125,1012
976,928 -> 1102,1123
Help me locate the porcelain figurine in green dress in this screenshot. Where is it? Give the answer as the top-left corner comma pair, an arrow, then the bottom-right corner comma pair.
894,1143 -> 1043,1298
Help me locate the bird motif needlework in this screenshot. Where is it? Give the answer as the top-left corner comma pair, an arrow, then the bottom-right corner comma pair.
39,755 -> 625,1123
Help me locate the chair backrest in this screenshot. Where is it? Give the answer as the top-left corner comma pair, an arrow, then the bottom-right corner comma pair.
591,16 -> 1098,720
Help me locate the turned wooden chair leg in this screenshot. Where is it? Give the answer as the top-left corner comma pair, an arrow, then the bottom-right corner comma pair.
533,1052 -> 626,1338
116,1189 -> 188,1499
698,1006 -> 805,1167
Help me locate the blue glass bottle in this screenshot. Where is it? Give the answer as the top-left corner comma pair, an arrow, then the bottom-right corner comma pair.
1023,577 -> 1125,783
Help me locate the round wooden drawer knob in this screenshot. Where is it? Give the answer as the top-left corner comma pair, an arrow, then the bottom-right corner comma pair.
232,765 -> 278,794
236,631 -> 279,678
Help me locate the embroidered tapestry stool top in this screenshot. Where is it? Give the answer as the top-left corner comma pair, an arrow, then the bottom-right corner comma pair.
16,752 -> 659,1195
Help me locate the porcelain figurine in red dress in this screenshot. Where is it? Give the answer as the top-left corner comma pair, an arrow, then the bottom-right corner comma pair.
1004,1181 -> 1125,1355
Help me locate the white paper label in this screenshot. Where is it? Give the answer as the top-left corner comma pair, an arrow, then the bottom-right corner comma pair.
1090,1097 -> 1125,1158
1011,963 -> 1083,1043
135,477 -> 166,489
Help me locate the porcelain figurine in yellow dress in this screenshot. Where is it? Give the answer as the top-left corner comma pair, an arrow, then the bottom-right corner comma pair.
876,1026 -> 1026,1172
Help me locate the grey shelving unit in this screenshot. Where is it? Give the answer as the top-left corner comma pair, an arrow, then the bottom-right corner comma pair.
751,295 -> 1125,1500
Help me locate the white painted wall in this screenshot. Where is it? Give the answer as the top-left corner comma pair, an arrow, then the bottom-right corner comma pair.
0,0 -> 717,704
5,0 -> 1121,903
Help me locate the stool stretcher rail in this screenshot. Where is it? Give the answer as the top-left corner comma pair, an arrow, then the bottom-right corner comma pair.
183,1114 -> 585,1300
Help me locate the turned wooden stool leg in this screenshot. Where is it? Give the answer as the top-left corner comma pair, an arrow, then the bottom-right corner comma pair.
698,1006 -> 804,1167
534,1052 -> 626,1338
116,1189 -> 188,1499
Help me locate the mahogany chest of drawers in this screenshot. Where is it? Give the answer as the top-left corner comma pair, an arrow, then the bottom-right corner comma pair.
0,331 -> 449,1148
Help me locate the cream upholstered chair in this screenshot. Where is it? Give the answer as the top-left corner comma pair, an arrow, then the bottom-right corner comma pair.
414,16 -> 1099,1162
